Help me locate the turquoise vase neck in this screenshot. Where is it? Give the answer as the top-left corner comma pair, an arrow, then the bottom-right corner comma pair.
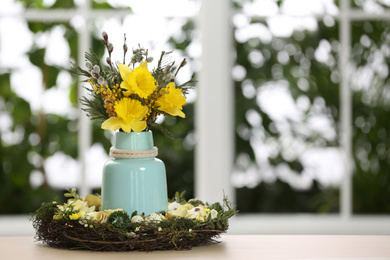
115,131 -> 154,151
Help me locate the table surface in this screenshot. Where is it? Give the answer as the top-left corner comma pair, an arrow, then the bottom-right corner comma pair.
1,235 -> 390,260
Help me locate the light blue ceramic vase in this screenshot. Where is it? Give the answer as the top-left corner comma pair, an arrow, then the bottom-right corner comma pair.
101,131 -> 168,216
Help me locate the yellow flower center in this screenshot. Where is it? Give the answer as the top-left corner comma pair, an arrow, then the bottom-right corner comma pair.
101,98 -> 149,133
115,98 -> 148,121
118,62 -> 157,99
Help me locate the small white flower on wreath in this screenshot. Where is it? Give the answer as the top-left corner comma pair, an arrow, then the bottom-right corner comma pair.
208,209 -> 218,220
126,232 -> 136,238
131,215 -> 144,224
87,211 -> 108,223
186,206 -> 207,222
146,212 -> 165,223
167,201 -> 181,211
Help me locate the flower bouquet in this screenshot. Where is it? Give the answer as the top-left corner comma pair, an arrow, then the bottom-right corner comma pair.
76,32 -> 196,137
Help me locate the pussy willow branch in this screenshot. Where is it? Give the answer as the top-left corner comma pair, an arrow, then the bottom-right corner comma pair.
123,33 -> 127,64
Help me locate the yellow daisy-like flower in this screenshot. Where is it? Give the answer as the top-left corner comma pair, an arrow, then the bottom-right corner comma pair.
101,98 -> 148,133
69,211 -> 85,220
118,62 -> 156,99
155,82 -> 186,118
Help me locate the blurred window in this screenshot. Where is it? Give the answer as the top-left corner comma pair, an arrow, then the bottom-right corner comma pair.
230,0 -> 390,232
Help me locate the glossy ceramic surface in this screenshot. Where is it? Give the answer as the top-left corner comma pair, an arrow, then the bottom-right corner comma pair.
101,131 -> 168,215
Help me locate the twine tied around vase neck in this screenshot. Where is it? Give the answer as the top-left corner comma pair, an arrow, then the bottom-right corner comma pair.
109,146 -> 158,159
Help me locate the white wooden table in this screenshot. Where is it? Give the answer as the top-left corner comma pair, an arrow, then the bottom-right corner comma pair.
1,235 -> 390,259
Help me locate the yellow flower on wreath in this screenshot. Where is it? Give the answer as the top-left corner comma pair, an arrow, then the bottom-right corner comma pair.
155,82 -> 186,118
101,98 -> 148,133
69,211 -> 85,220
118,62 -> 156,99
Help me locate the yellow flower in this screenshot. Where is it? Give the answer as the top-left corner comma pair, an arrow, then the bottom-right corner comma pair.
57,199 -> 95,213
196,215 -> 206,222
71,200 -> 95,213
118,62 -> 156,99
166,204 -> 194,220
69,213 -> 78,220
101,98 -> 148,133
84,194 -> 101,209
155,82 -> 186,118
69,211 -> 85,220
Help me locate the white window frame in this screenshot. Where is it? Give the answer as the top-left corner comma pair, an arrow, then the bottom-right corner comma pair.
197,0 -> 390,234
2,0 -> 390,235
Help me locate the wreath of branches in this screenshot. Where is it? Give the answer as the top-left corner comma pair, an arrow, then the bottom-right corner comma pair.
32,217 -> 226,251
31,192 -> 237,252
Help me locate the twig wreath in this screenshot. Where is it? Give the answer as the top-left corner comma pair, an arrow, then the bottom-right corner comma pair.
32,190 -> 237,251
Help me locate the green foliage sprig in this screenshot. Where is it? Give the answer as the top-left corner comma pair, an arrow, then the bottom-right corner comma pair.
64,188 -> 81,200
